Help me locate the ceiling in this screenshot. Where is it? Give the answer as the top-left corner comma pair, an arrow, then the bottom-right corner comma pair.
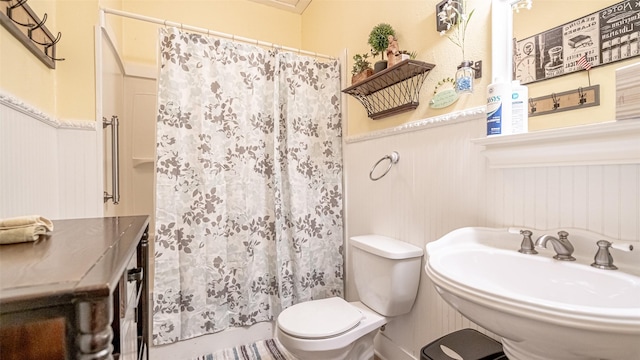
248,0 -> 312,14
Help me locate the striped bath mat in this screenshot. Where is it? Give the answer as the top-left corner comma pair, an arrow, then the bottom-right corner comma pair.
192,339 -> 296,360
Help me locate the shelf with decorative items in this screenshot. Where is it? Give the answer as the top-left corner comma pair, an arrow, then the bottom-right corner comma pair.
351,53 -> 374,84
342,59 -> 436,120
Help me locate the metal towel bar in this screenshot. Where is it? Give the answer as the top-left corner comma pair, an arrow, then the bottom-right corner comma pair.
369,151 -> 399,181
103,115 -> 120,204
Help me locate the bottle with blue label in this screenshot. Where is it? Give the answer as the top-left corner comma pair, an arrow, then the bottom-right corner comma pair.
511,80 -> 528,134
486,78 -> 512,136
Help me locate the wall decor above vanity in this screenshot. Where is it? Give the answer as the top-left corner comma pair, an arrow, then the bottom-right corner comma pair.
514,0 -> 639,84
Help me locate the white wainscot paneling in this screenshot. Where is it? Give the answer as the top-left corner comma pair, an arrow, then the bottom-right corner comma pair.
0,101 -> 59,218
57,127 -> 102,219
343,109 -> 640,359
0,93 -> 101,220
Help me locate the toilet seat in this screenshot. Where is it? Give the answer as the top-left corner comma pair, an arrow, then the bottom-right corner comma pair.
278,297 -> 364,339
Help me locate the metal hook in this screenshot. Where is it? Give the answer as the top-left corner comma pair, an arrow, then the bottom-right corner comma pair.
552,93 -> 560,110
27,13 -> 51,44
7,0 -> 35,27
529,97 -> 537,114
44,52 -> 65,62
578,87 -> 587,105
43,32 -> 65,61
30,11 -> 46,30
9,0 -> 28,10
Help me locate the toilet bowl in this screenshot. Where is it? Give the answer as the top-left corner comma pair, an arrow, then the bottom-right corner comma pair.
276,234 -> 423,360
276,298 -> 386,360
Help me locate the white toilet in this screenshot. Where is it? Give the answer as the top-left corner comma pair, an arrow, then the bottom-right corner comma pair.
276,234 -> 423,360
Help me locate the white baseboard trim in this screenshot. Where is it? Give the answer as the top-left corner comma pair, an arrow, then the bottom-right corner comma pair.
374,331 -> 418,360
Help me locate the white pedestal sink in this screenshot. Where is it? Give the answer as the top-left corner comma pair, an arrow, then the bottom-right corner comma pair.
425,227 -> 640,360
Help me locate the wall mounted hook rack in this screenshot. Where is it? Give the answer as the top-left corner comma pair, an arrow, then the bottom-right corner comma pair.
0,0 -> 63,68
528,85 -> 600,117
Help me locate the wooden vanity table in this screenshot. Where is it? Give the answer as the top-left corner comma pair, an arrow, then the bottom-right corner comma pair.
0,216 -> 150,360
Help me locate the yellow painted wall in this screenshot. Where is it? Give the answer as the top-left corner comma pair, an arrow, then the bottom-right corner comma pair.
3,0 -> 632,132
1,0 -> 300,122
303,0 -> 492,136
56,0 -> 100,121
121,0 -> 302,67
514,0 -> 636,131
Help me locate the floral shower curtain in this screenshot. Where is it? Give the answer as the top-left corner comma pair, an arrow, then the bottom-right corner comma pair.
152,27 -> 343,345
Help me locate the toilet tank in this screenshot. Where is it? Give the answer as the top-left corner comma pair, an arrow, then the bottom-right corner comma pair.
350,235 -> 423,317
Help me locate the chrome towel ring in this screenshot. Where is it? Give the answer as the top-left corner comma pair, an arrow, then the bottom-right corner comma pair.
369,151 -> 400,181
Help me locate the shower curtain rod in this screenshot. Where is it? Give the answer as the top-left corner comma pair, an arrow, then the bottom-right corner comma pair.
100,8 -> 335,60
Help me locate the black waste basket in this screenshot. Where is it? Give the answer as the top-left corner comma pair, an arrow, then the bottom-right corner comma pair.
420,329 -> 507,360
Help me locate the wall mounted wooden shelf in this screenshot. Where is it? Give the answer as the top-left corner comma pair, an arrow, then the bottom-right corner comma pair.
342,59 -> 436,120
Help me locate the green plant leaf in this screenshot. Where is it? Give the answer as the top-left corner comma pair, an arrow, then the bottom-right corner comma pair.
368,23 -> 396,59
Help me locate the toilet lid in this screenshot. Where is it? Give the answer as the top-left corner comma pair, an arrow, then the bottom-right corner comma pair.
278,297 -> 363,339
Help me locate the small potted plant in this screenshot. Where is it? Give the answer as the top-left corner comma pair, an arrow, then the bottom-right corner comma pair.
368,23 -> 396,72
351,53 -> 373,84
394,50 -> 417,64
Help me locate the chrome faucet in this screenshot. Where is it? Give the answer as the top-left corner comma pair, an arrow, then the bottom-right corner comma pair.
591,240 -> 634,270
517,229 -> 538,254
535,230 -> 575,261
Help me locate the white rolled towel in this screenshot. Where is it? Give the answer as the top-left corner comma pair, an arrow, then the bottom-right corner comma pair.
0,215 -> 54,244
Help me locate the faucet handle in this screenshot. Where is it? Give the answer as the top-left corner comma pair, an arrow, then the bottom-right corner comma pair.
557,230 -> 569,239
591,240 -> 634,270
610,242 -> 634,252
517,229 -> 538,254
